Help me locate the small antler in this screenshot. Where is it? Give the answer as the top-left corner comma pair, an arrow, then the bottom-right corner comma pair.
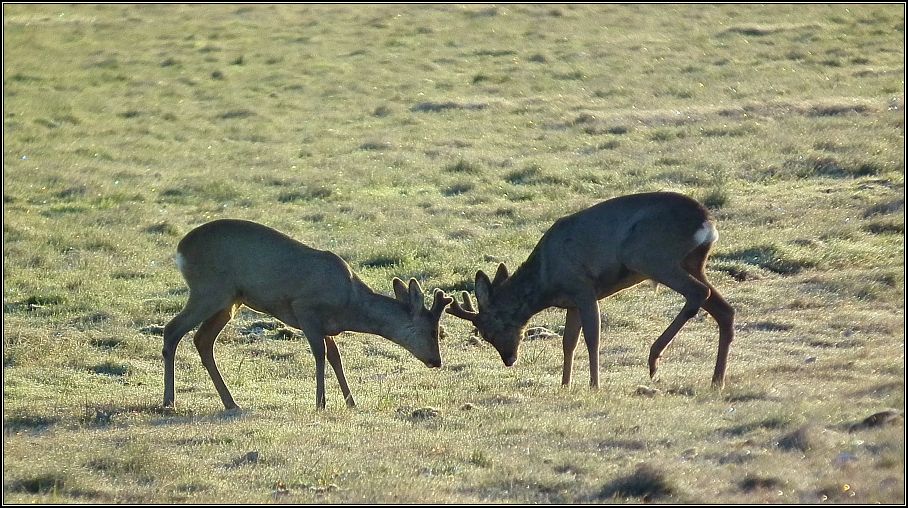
492,263 -> 509,287
392,277 -> 409,302
430,289 -> 454,317
445,290 -> 479,322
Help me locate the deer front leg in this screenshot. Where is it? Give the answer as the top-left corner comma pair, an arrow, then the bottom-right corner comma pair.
561,308 -> 582,387
305,334 -> 328,410
325,337 -> 356,407
576,297 -> 602,389
294,307 -> 331,410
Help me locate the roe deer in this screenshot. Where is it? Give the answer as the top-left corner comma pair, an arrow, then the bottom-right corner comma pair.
162,219 -> 453,411
446,192 -> 735,388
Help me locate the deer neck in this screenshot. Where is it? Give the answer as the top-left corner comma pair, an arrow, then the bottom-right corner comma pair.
495,261 -> 550,327
340,285 -> 412,341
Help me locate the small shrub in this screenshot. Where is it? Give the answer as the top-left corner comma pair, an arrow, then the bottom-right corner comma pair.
90,361 -> 131,377
4,414 -> 60,432
411,101 -> 487,113
443,182 -> 474,196
217,109 -> 258,120
358,140 -> 391,151
24,294 -> 66,307
701,187 -> 729,209
278,187 -> 333,202
373,105 -> 392,117
863,219 -> 903,235
8,472 -> 67,494
469,450 -> 491,468
444,159 -> 480,174
360,254 -> 406,269
597,464 -> 675,501
144,221 -> 180,236
740,475 -> 784,492
776,425 -> 817,453
505,164 -> 565,186
713,245 -> 815,275
721,416 -> 788,437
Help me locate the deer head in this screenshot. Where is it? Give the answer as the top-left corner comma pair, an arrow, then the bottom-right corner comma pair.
446,263 -> 524,366
391,277 -> 453,368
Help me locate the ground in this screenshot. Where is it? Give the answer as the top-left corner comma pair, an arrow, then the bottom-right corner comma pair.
3,4 -> 904,503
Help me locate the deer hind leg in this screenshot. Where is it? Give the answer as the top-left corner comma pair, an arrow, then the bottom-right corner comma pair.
682,245 -> 736,388
162,294 -> 232,409
637,264 -> 710,381
193,304 -> 240,410
325,337 -> 356,407
560,308 -> 582,387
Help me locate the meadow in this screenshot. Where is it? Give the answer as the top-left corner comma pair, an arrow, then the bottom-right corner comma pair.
2,3 -> 905,503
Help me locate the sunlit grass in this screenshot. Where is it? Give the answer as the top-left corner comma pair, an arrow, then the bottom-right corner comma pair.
3,3 -> 904,504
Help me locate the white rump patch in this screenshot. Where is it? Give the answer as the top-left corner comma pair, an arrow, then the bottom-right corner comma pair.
175,252 -> 187,275
693,221 -> 718,246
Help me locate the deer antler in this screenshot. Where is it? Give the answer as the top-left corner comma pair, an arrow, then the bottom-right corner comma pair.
445,290 -> 479,322
430,289 -> 454,317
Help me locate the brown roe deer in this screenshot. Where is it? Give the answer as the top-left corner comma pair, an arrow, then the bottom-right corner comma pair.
162,219 -> 453,410
446,192 -> 735,388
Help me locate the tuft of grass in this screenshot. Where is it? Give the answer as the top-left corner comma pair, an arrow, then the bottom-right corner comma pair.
442,182 -> 474,196
504,164 -> 566,186
358,140 -> 392,151
277,187 -> 334,202
863,219 -> 904,235
4,414 -> 60,432
143,221 -> 180,236
89,361 -> 131,377
776,425 -> 819,453
1,3 -> 903,504
444,159 -> 481,174
700,187 -> 729,209
720,416 -> 790,437
596,464 -> 675,501
713,244 -> 815,275
410,101 -> 487,113
739,475 -> 785,492
8,472 -> 68,495
359,252 -> 411,269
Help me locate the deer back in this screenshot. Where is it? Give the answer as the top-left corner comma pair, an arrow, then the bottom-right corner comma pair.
176,219 -> 357,312
525,192 -> 714,294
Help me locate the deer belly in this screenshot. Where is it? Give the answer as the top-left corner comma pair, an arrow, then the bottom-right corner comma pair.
595,270 -> 648,299
241,297 -> 300,329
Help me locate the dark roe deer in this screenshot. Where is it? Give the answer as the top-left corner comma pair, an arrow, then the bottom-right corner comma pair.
446,192 -> 735,388
162,219 -> 452,410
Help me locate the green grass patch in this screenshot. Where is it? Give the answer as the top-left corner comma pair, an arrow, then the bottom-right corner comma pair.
2,3 -> 903,504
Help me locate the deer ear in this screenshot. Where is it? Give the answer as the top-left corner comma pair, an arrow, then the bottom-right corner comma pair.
475,270 -> 493,309
408,278 -> 426,311
392,277 -> 408,302
492,263 -> 509,287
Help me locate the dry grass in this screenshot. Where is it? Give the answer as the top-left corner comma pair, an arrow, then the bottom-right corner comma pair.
3,3 -> 904,504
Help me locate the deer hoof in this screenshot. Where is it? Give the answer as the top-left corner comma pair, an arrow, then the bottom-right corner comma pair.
648,356 -> 661,378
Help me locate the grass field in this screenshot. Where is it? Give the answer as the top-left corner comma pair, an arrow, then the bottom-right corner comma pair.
3,3 -> 905,503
